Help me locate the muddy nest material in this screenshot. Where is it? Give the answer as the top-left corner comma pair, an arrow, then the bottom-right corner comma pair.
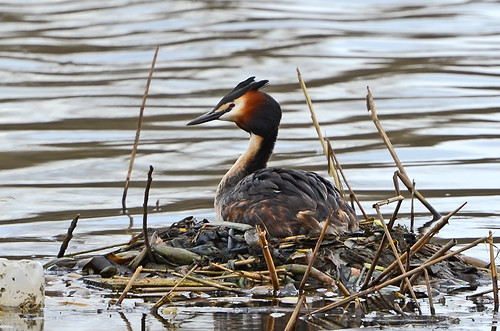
66,216 -> 483,295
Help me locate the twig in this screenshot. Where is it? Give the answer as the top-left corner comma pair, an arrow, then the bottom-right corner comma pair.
57,214 -> 80,258
256,225 -> 280,292
308,236 -> 488,316
143,165 -> 155,262
423,268 -> 435,316
296,68 -> 341,190
369,202 -> 467,287
116,265 -> 143,305
122,46 -> 159,212
490,231 -> 499,312
152,264 -> 198,311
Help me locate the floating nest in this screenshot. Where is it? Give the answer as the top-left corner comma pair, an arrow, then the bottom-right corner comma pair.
48,216 -> 485,306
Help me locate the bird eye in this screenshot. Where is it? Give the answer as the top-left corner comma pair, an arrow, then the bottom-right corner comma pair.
229,103 -> 235,108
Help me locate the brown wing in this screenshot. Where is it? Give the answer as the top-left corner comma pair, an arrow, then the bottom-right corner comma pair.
219,167 -> 358,237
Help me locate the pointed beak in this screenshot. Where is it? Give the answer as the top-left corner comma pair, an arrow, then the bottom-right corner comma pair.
187,107 -> 229,126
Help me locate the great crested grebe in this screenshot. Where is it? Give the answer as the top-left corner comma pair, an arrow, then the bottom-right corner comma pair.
187,77 -> 358,237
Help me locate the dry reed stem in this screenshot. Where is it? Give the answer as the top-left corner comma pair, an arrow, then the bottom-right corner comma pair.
285,210 -> 336,329
298,211 -> 334,293
395,171 -> 441,221
152,264 -> 198,310
369,202 -> 467,287
402,239 -> 456,293
116,265 -> 143,305
376,290 -> 405,316
210,262 -> 271,282
366,87 -> 441,220
376,195 -> 405,207
490,231 -> 499,312
361,197 -> 402,290
308,236 -> 488,316
467,288 -> 495,299
337,280 -> 351,296
366,87 -> 407,178
296,68 -> 341,190
325,138 -> 368,220
143,165 -> 155,262
326,138 -> 344,197
60,242 -> 128,258
284,295 -> 306,331
423,268 -> 435,316
57,214 -> 80,258
172,272 -> 245,294
122,46 -> 159,212
256,225 -> 280,292
375,205 -> 422,314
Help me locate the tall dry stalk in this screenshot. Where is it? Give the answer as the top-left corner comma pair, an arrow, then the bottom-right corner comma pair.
122,46 -> 159,212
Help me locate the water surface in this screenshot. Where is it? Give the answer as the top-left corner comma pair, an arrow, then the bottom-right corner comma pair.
1,0 -> 500,329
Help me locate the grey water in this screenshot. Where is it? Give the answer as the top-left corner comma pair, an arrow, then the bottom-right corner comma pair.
1,0 -> 500,329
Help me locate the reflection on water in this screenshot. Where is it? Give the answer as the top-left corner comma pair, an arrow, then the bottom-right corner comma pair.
1,0 -> 500,329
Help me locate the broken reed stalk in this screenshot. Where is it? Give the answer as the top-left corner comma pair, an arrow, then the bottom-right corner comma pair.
325,138 -> 368,220
361,196 -> 403,290
172,272 -> 245,294
296,68 -> 341,190
423,268 -> 435,316
56,242 -> 128,258
377,290 -> 405,316
337,280 -> 351,296
396,171 -> 441,221
326,137 -> 344,197
298,210 -> 334,293
57,214 -> 80,258
122,46 -> 159,212
308,235 -> 488,316
286,210 -> 336,330
489,231 -> 499,312
401,239 -> 456,293
143,165 -> 155,263
152,264 -> 198,311
116,265 -> 143,305
284,295 -> 306,331
366,87 -> 441,221
375,204 -> 422,314
211,262 -> 272,282
410,180 -> 416,233
365,86 -> 407,178
256,225 -> 280,292
278,264 -> 334,284
369,202 -> 467,288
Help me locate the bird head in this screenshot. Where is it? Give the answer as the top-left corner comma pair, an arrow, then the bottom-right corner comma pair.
187,77 -> 282,138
